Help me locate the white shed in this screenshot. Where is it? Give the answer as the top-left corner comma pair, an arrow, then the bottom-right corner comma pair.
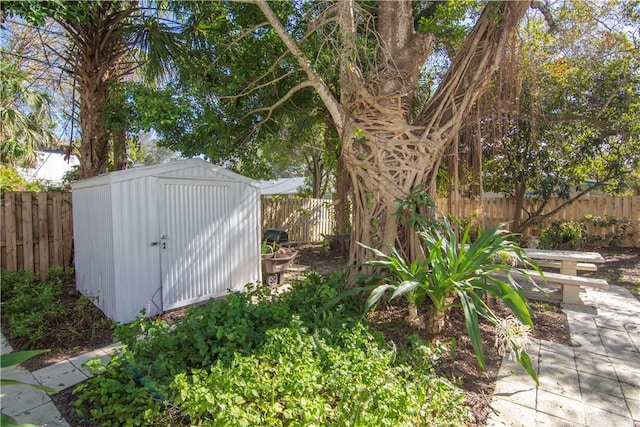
71,159 -> 261,323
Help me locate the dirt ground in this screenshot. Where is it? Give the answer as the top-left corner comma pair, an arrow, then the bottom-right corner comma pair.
7,244 -> 639,426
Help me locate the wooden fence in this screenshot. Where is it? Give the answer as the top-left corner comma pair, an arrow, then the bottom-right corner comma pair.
0,193 -> 335,278
436,196 -> 639,247
1,192 -> 73,279
1,193 -> 637,278
261,197 -> 335,243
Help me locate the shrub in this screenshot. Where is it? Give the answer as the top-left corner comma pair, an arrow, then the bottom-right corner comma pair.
363,217 -> 539,383
539,220 -> 584,249
74,273 -> 472,426
0,268 -> 106,349
581,214 -> 631,247
1,270 -> 69,346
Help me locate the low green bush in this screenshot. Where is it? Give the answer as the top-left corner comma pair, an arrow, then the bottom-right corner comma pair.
581,214 -> 631,247
539,215 -> 631,249
1,269 -> 71,346
539,220 -> 584,249
1,268 -> 106,349
74,272 -> 472,426
362,217 -> 539,383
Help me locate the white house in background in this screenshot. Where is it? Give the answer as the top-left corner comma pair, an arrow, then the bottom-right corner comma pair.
19,149 -> 79,183
260,177 -> 306,195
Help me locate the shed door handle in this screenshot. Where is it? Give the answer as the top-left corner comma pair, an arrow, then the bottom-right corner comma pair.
151,242 -> 159,246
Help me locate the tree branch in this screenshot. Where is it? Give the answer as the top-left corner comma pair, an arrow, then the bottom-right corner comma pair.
415,1 -> 530,133
242,80 -> 315,126
530,1 -> 556,31
251,0 -> 346,133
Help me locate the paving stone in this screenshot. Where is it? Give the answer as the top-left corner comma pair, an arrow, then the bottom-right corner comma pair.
1,365 -> 39,384
0,334 -> 14,355
69,348 -> 113,376
606,348 -> 640,364
489,398 -> 538,427
538,348 -> 576,370
626,398 -> 640,422
536,411 -> 583,426
569,333 -> 607,355
99,342 -> 123,355
595,318 -> 629,331
570,319 -> 600,336
0,385 -> 51,417
620,382 -> 640,402
538,364 -> 581,397
575,353 -> 618,380
32,360 -> 89,393
584,405 -> 635,427
540,340 -> 576,358
498,358 -> 538,382
493,379 -> 537,409
536,389 -> 585,425
581,390 -> 631,414
10,401 -> 70,427
579,371 -> 624,398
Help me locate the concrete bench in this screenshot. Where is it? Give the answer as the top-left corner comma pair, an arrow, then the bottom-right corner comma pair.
495,270 -> 609,304
532,260 -> 598,272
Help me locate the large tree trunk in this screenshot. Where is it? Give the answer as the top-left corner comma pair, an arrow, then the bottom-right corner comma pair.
342,1 -> 531,266
78,73 -> 111,178
62,1 -> 135,179
255,0 -> 531,266
113,126 -> 129,171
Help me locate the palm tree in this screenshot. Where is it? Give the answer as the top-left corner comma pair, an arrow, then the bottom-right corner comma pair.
0,61 -> 55,167
4,1 -> 184,178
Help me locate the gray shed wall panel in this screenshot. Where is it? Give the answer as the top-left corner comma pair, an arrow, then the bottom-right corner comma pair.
228,182 -> 261,286
161,181 -> 232,310
72,184 -> 117,319
111,177 -> 162,321
71,159 -> 261,323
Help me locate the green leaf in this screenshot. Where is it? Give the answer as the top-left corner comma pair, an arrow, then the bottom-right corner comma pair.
516,351 -> 539,385
0,413 -> 36,427
458,292 -> 485,371
366,284 -> 396,311
390,281 -> 420,300
0,379 -> 56,393
1,350 -> 50,368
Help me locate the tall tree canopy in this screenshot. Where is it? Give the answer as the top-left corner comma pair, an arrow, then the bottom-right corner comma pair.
470,0 -> 640,231
3,1 -> 184,178
181,0 -> 530,264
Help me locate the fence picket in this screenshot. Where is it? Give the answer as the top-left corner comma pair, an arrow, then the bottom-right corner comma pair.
1,193 -> 638,278
37,193 -> 49,279
5,193 -> 17,270
52,193 -> 63,267
21,193 -> 34,271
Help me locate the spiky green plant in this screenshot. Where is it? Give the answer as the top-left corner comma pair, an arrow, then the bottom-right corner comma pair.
363,217 -> 540,383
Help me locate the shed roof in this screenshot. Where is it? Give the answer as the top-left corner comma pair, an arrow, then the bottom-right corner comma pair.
72,158 -> 259,190
260,177 -> 306,195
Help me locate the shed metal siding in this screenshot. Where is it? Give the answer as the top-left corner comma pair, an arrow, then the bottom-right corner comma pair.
111,177 -> 162,321
229,181 -> 261,287
161,180 -> 232,310
71,159 -> 261,323
72,184 -> 117,319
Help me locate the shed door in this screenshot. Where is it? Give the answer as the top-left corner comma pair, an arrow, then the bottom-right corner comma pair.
160,180 -> 232,311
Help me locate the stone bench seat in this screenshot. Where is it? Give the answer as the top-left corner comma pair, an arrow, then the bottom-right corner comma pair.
494,270 -> 609,304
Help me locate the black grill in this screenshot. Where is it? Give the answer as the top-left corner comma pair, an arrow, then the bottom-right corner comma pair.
262,229 -> 289,244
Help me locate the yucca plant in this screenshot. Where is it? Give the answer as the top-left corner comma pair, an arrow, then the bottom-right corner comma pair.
363,216 -> 540,382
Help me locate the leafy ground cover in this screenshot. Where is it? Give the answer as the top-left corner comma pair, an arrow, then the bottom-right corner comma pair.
3,245 -> 636,425
0,269 -> 113,370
